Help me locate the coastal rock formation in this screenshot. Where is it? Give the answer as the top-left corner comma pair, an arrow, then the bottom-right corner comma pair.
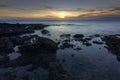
19,36 -> 57,55
0,23 -> 71,80
60,34 -> 71,38
0,37 -> 14,53
59,42 -> 74,49
0,23 -> 48,37
41,29 -> 50,34
104,35 -> 120,62
93,40 -> 103,45
73,34 -> 84,39
104,35 -> 120,54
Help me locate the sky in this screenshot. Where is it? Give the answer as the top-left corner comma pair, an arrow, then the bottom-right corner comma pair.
0,0 -> 120,20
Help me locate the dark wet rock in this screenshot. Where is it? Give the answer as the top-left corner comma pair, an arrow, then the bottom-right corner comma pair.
84,37 -> 92,41
117,56 -> 120,62
0,23 -> 71,80
93,40 -> 103,45
104,35 -> 120,55
60,34 -> 71,38
3,52 -> 71,80
41,29 -> 50,34
0,34 -> 57,55
63,39 -> 70,43
19,36 -> 57,55
88,34 -> 102,39
22,76 -> 29,80
26,24 -> 48,30
0,30 -> 34,37
0,72 -> 16,80
33,24 -> 49,29
57,42 -> 60,45
49,62 -> 71,80
79,38 -> 87,42
0,37 -> 14,53
21,35 -> 39,44
99,48 -> 101,50
71,54 -> 74,57
60,42 -> 74,49
73,34 -> 84,39
104,46 -> 108,49
62,59 -> 65,62
94,34 -> 101,37
9,36 -> 23,45
0,23 -> 48,37
0,56 -> 9,65
77,38 -> 92,46
35,37 -> 57,51
79,63 -> 83,65
19,43 -> 41,55
104,35 -> 120,62
0,28 -> 34,37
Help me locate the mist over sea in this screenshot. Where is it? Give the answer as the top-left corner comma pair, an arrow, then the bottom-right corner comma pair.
1,20 -> 119,35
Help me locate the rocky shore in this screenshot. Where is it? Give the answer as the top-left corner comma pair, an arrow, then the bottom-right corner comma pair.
0,23 -> 48,37
0,23 -> 120,80
0,23 -> 71,80
103,35 -> 120,61
0,23 -> 53,54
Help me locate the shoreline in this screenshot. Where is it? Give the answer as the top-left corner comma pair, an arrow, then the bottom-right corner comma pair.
0,23 -> 120,80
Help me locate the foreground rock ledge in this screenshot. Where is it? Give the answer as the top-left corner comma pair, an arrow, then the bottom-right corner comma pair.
19,36 -> 57,55
104,35 -> 120,54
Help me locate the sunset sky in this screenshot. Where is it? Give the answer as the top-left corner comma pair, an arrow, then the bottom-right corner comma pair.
0,0 -> 120,20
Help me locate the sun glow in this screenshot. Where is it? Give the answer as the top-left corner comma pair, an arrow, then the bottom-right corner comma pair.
50,11 -> 79,19
1,9 -> 115,19
58,11 -> 68,18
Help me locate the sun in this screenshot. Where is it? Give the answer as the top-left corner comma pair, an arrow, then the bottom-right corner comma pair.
51,11 -> 80,19
58,11 -> 68,19
59,15 -> 65,18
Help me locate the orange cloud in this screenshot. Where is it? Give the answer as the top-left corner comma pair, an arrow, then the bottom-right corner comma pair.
0,7 -> 120,19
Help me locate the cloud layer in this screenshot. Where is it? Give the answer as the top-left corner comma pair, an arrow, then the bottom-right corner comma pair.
0,0 -> 120,19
